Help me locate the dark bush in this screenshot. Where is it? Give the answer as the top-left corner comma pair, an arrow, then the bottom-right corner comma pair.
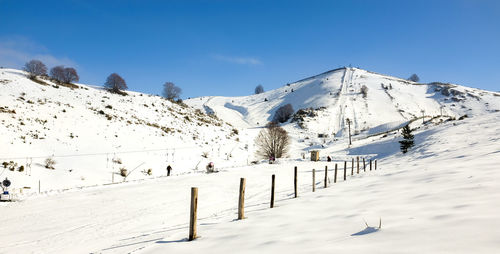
273,103 -> 294,123
360,85 -> 368,98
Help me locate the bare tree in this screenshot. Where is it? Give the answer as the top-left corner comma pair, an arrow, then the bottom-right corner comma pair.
360,85 -> 368,98
50,66 -> 65,82
62,67 -> 79,83
408,74 -> 420,82
104,73 -> 127,93
273,104 -> 294,123
162,82 -> 182,100
24,60 -> 47,78
255,122 -> 290,159
255,84 -> 264,94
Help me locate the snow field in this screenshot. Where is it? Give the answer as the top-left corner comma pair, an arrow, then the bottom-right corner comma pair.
1,112 -> 499,253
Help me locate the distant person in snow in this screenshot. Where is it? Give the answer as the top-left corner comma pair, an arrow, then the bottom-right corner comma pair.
206,162 -> 215,173
327,156 -> 332,162
167,165 -> 172,176
269,156 -> 275,164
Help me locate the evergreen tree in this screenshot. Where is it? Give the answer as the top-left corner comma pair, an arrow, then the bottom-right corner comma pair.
399,125 -> 414,153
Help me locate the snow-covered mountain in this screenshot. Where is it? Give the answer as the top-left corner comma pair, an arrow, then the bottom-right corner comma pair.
2,66 -> 499,193
2,67 -> 500,254
0,68 -> 246,191
187,67 -> 500,138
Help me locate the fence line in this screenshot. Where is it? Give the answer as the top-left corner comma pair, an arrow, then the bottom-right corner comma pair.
188,157 -> 380,240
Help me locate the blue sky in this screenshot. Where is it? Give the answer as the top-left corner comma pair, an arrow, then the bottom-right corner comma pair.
1,0 -> 499,98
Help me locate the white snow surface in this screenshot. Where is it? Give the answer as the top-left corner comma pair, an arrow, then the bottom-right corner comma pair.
1,67 -> 500,253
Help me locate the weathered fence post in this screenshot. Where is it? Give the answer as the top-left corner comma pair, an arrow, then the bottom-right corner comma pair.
312,169 -> 316,192
38,180 -> 41,194
334,164 -> 338,183
351,158 -> 354,175
270,174 -> 275,208
324,166 -> 328,188
112,172 -> 114,183
343,161 -> 347,181
294,166 -> 298,198
375,160 -> 377,170
357,157 -> 360,174
189,187 -> 198,241
370,160 -> 372,171
238,178 -> 246,220
363,158 -> 366,172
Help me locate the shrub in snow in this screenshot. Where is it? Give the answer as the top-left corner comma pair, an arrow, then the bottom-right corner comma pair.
24,60 -> 47,79
360,85 -> 368,98
399,125 -> 414,154
112,157 -> 122,164
45,157 -> 56,169
5,161 -> 17,171
255,122 -> 290,159
255,84 -> 264,94
120,167 -> 127,177
273,104 -> 294,123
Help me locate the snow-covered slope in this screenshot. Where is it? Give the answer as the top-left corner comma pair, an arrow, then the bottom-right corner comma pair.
186,67 -> 500,138
2,110 -> 499,254
0,69 -> 247,192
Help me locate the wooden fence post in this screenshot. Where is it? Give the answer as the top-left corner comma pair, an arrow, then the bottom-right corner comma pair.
344,161 -> 347,181
270,174 -> 275,208
189,187 -> 198,241
238,178 -> 246,220
375,160 -> 377,170
324,166 -> 328,188
334,164 -> 338,183
294,166 -> 298,198
363,158 -> 366,172
38,180 -> 41,194
370,160 -> 372,171
312,169 -> 316,192
112,172 -> 114,183
357,157 -> 360,174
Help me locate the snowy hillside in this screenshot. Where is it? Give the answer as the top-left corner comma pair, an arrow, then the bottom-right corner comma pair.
186,67 -> 500,138
1,66 -> 500,253
0,69 -> 247,193
1,109 -> 499,253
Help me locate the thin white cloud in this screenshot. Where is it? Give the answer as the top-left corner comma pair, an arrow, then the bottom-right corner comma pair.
212,54 -> 262,65
0,36 -> 77,69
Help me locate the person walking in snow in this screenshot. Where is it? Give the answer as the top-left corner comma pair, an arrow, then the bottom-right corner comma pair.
206,162 -> 215,173
167,165 -> 172,176
269,156 -> 275,164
